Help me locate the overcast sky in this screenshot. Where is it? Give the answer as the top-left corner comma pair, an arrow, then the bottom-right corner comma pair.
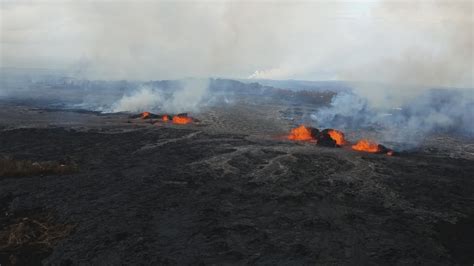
0,0 -> 472,88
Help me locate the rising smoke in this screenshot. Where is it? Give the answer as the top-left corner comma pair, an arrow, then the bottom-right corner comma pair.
339,0 -> 473,108
111,86 -> 162,113
111,79 -> 210,113
312,89 -> 474,148
2,1 -> 472,87
1,0 -> 472,140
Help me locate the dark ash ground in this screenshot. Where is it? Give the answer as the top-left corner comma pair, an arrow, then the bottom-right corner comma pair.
0,101 -> 473,265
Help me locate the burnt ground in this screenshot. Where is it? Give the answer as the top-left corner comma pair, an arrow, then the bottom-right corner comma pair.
0,102 -> 473,265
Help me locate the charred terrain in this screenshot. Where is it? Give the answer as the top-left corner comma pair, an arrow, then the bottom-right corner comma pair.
0,86 -> 473,265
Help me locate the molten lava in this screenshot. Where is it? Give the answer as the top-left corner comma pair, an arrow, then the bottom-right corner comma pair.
172,115 -> 192,124
162,115 -> 170,122
351,139 -> 380,153
141,112 -> 151,119
327,129 -> 346,145
284,124 -> 394,155
287,125 -> 314,141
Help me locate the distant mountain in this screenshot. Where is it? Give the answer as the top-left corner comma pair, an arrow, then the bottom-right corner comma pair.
239,79 -> 351,92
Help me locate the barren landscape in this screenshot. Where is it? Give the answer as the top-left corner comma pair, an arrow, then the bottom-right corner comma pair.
0,98 -> 473,265
2,0 -> 473,264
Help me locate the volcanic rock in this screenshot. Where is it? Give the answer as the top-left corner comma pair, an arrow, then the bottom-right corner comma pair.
316,132 -> 337,147
308,127 -> 320,139
378,144 -> 396,155
0,102 -> 472,265
129,113 -> 161,119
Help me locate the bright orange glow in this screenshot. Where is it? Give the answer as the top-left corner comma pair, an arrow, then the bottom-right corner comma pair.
162,115 -> 170,122
141,112 -> 150,119
287,125 -> 314,141
327,129 -> 346,145
172,115 -> 192,124
352,139 -> 380,153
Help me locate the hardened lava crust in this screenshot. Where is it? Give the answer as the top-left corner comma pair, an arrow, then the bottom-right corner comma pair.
0,102 -> 473,265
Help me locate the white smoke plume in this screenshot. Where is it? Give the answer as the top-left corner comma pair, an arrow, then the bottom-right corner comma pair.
111,79 -> 210,114
162,78 -> 210,113
1,0 -> 472,124
312,89 -> 474,148
340,0 -> 474,108
112,86 -> 163,113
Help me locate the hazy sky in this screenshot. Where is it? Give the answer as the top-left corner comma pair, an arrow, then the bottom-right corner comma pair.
1,0 -> 473,88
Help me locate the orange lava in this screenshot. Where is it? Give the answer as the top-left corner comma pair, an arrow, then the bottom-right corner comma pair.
287,125 -> 313,141
351,139 -> 380,153
172,115 -> 192,124
141,112 -> 151,119
162,115 -> 170,122
327,129 -> 346,145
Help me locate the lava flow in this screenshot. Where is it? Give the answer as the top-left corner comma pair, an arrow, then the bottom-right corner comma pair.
287,125 -> 314,141
172,115 -> 192,124
141,112 -> 151,119
327,129 -> 346,146
351,139 -> 380,153
135,112 -> 194,124
286,125 -> 394,155
352,139 -> 394,155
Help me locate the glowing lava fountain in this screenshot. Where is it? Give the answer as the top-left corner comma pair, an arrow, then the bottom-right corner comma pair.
287,125 -> 314,141
172,115 -> 192,125
327,129 -> 346,146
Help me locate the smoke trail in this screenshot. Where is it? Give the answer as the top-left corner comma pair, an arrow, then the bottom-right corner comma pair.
312,89 -> 474,148
111,79 -> 210,113
2,1 -> 472,117
111,86 -> 163,113
162,78 -> 210,113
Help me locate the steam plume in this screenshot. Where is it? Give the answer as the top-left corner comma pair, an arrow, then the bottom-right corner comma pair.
312,89 -> 474,148
111,79 -> 210,113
